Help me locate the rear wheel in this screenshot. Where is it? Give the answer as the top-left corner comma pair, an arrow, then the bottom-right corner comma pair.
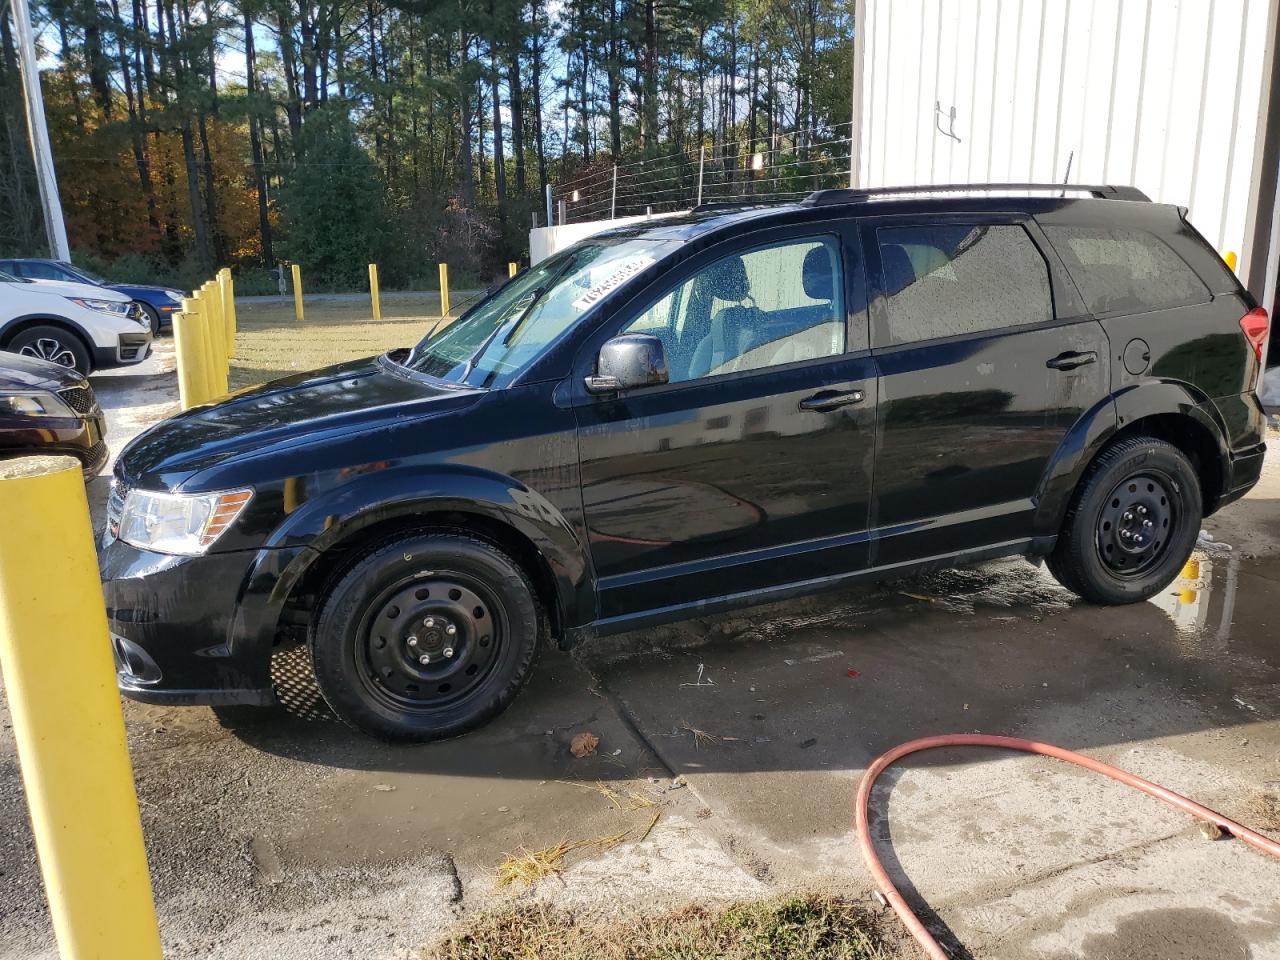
1047,436 -> 1202,604
310,532 -> 542,741
7,325 -> 92,375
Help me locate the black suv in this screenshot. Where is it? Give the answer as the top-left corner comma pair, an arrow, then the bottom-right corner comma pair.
100,184 -> 1269,740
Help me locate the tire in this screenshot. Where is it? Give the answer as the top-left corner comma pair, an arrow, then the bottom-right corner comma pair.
310,531 -> 543,741
139,303 -> 162,337
7,324 -> 92,375
1047,436 -> 1202,605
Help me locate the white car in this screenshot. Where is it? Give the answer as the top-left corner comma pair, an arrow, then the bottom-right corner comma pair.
0,268 -> 152,375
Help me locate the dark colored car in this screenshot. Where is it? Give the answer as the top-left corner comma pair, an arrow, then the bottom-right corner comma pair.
0,352 -> 108,478
0,259 -> 186,336
100,184 -> 1269,741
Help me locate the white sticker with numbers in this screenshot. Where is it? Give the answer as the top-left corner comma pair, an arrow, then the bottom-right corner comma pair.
571,256 -> 654,311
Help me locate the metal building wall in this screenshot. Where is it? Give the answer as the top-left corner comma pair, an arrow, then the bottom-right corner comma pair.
857,0 -> 1275,275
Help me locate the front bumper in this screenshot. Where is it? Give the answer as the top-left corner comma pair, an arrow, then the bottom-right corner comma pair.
99,537 -> 277,706
0,411 -> 108,478
92,329 -> 152,368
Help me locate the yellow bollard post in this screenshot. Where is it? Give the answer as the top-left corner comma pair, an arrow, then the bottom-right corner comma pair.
218,268 -> 236,347
508,261 -> 518,279
0,456 -> 164,960
291,264 -> 304,323
369,263 -> 382,321
173,300 -> 205,410
438,262 -> 450,318
196,288 -> 219,402
203,281 -> 227,395
1224,250 -> 1238,273
183,293 -> 213,406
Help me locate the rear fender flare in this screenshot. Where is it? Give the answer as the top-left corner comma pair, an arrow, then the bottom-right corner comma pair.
1031,381 -> 1229,538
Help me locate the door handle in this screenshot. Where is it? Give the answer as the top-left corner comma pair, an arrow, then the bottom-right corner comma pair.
799,389 -> 865,412
1046,350 -> 1098,371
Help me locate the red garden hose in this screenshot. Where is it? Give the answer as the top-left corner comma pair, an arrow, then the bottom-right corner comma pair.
854,734 -> 1280,960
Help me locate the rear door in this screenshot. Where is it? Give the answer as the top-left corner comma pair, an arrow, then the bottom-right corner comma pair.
573,224 -> 878,622
861,214 -> 1110,566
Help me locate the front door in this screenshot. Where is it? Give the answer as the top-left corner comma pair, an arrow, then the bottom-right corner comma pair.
574,227 -> 878,622
861,215 -> 1111,566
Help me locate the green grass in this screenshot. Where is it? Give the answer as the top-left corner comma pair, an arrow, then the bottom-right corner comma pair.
422,894 -> 892,960
229,292 -> 478,390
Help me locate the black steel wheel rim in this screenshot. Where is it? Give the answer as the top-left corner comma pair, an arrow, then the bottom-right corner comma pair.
355,573 -> 505,711
1096,471 -> 1177,577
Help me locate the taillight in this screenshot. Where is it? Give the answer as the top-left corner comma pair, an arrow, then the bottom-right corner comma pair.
1240,307 -> 1269,362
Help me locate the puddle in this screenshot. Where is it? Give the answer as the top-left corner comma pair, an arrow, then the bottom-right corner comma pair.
888,558 -> 1077,615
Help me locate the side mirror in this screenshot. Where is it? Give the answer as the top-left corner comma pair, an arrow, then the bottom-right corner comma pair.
584,334 -> 669,394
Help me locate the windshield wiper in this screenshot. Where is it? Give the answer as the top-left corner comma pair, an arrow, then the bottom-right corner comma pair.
459,286 -> 546,382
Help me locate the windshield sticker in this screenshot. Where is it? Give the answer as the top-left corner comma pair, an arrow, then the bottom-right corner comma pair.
571,256 -> 654,311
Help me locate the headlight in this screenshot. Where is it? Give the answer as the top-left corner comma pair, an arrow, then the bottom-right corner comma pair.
0,391 -> 75,417
164,289 -> 186,302
118,487 -> 254,555
67,297 -> 131,317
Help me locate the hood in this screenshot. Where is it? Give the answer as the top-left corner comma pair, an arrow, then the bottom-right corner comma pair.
117,355 -> 482,489
107,283 -> 182,299
0,350 -> 85,390
20,277 -> 132,301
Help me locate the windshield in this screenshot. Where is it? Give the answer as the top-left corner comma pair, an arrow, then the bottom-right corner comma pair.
397,236 -> 679,388
67,265 -> 105,284
0,270 -> 19,282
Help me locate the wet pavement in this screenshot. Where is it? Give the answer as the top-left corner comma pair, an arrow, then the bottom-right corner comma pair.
1,360 -> 1278,958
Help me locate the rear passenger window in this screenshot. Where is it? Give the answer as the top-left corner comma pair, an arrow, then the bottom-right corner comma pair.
876,224 -> 1052,345
1042,225 -> 1209,316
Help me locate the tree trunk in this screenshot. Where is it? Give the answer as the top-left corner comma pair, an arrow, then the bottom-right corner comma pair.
180,120 -> 212,271
530,5 -> 547,200
507,48 -> 526,194
488,20 -> 506,215
641,0 -> 657,154
458,32 -> 475,206
244,9 -> 273,266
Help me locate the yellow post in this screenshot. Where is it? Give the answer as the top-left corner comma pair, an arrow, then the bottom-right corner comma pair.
203,281 -> 228,395
173,299 -> 205,409
182,292 -> 213,406
369,263 -> 382,321
438,262 -> 450,318
291,263 -> 304,322
508,261 -> 518,279
196,287 -> 219,401
218,267 -> 236,346
1224,250 -> 1238,273
0,456 -> 164,960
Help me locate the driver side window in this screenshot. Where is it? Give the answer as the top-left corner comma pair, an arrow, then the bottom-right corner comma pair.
623,236 -> 846,384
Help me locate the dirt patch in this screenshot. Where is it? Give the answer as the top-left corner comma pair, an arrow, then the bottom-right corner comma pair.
422,894 -> 894,960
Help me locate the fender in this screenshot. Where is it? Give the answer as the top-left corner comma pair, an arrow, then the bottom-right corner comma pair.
1031,379 -> 1230,538
0,312 -> 92,343
231,464 -> 596,669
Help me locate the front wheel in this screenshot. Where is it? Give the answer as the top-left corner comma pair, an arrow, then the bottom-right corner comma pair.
310,532 -> 542,741
140,303 -> 162,337
7,325 -> 92,375
1047,436 -> 1202,604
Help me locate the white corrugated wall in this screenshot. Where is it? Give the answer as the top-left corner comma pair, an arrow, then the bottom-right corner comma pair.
857,0 -> 1275,272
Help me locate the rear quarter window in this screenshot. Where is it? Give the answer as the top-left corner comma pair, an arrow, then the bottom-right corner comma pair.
1043,224 -> 1210,316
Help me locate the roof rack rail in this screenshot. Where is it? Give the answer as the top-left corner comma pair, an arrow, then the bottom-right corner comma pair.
691,198 -> 798,213
804,183 -> 1152,206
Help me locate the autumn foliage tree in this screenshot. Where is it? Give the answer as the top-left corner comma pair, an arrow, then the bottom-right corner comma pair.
2,0 -> 854,290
